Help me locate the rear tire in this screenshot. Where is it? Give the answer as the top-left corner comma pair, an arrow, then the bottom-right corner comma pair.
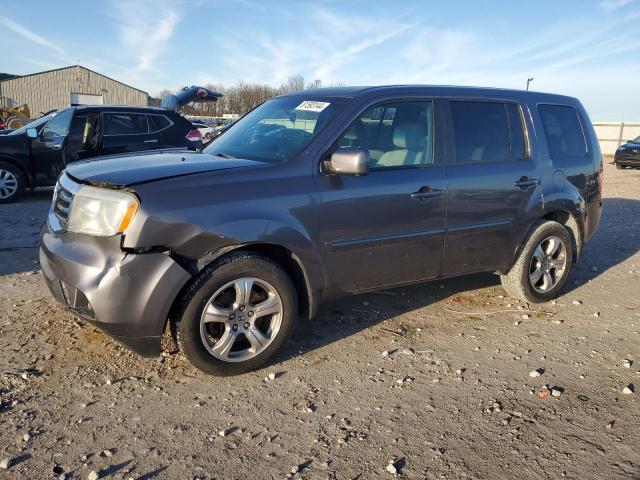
0,161 -> 25,204
175,252 -> 297,375
616,163 -> 624,169
500,220 -> 574,303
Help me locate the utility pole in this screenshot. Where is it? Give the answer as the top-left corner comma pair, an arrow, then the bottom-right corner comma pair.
526,77 -> 534,91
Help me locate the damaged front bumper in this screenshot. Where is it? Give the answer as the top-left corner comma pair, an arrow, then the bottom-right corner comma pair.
39,226 -> 191,357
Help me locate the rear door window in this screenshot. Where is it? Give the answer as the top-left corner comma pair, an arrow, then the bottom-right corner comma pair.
449,101 -> 510,163
103,113 -> 149,135
538,104 -> 587,158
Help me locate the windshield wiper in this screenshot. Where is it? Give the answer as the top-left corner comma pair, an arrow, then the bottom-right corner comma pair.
216,151 -> 236,159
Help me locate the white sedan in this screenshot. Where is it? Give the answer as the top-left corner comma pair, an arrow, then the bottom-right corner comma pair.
191,122 -> 215,143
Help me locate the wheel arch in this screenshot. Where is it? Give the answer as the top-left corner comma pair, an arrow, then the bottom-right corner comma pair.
167,242 -> 316,336
0,155 -> 32,188
539,209 -> 583,261
506,208 -> 584,275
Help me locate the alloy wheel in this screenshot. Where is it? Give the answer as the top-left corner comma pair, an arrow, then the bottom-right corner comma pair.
529,235 -> 567,293
0,169 -> 18,200
199,277 -> 283,362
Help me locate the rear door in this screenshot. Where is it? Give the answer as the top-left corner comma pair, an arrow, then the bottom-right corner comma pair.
314,98 -> 448,293
30,108 -> 75,185
100,112 -> 151,155
147,113 -> 177,149
442,99 -> 542,275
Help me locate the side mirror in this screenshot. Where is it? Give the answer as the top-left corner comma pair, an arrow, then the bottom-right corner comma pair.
328,147 -> 370,175
26,128 -> 38,139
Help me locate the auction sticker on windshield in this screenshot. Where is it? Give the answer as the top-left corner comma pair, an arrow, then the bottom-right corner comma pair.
295,101 -> 331,112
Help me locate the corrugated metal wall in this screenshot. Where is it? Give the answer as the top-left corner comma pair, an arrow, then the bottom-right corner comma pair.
0,66 -> 148,116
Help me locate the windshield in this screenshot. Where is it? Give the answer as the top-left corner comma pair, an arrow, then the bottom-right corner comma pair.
633,136 -> 640,143
204,96 -> 348,163
8,112 -> 57,136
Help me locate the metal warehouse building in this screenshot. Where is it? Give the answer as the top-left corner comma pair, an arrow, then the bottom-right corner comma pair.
0,65 -> 148,116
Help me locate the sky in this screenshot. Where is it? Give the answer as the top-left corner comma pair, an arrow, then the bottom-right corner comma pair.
1,0 -> 639,120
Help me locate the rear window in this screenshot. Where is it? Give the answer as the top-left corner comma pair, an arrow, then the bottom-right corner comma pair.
538,104 -> 587,158
450,101 -> 510,162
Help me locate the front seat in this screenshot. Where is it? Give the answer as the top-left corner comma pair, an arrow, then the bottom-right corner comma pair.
377,123 -> 428,167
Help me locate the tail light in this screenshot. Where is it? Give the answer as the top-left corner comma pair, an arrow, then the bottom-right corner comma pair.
185,129 -> 202,142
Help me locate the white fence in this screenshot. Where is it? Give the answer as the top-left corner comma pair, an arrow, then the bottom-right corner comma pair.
593,122 -> 640,156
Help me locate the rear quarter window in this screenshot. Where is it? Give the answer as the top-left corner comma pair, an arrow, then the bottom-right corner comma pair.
538,104 -> 587,158
148,115 -> 172,133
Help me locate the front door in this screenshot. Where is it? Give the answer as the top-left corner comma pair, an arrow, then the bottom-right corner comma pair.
31,108 -> 75,185
314,99 -> 447,293
442,100 -> 542,275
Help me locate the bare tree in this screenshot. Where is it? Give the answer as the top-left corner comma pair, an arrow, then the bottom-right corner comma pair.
306,79 -> 323,89
279,74 -> 305,94
155,73 -> 341,117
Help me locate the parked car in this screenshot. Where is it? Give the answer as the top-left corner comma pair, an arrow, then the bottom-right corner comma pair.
614,136 -> 640,169
192,122 -> 215,142
0,105 -> 202,203
209,122 -> 233,140
40,86 -> 603,375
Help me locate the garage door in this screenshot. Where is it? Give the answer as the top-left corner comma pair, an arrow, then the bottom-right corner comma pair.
70,93 -> 104,106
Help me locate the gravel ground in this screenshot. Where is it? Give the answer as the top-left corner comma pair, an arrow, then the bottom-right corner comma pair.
0,161 -> 638,480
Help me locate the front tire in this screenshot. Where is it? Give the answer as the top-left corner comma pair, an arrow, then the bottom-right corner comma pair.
500,220 -> 574,303
0,162 -> 25,204
176,252 -> 297,375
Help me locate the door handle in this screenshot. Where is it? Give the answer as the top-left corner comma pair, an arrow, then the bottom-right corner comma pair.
144,139 -> 159,144
411,186 -> 442,200
514,176 -> 538,189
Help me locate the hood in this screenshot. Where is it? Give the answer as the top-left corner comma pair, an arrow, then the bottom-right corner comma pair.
65,151 -> 265,187
0,132 -> 27,146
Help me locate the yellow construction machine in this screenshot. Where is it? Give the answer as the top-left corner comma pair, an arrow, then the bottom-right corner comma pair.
0,103 -> 31,130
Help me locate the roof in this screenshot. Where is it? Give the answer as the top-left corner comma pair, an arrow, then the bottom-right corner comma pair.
0,65 -> 148,95
287,84 -> 576,103
73,105 -> 168,113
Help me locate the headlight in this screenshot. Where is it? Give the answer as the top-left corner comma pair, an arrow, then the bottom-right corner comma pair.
67,186 -> 139,236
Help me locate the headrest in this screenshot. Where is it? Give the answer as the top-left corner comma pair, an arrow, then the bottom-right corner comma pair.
393,123 -> 426,150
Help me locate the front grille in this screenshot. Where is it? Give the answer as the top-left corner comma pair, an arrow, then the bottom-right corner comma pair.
49,174 -> 80,233
53,184 -> 73,228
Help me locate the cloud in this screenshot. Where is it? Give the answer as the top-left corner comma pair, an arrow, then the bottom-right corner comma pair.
599,0 -> 637,10
109,0 -> 182,74
626,9 -> 640,19
0,16 -> 68,58
213,5 -> 415,86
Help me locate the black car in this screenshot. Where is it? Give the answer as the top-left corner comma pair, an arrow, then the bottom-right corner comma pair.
40,85 -> 602,375
0,105 -> 202,203
614,136 -> 640,169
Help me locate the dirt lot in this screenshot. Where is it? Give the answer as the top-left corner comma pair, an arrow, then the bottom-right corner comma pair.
0,162 -> 638,480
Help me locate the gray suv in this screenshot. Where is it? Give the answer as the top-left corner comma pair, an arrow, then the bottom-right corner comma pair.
39,86 -> 603,375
